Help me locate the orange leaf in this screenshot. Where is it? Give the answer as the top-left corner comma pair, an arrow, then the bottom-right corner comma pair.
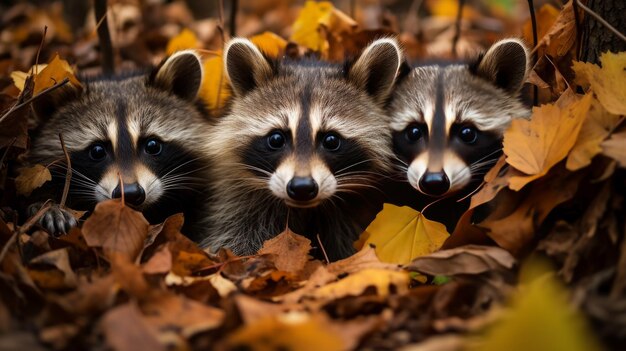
504,92 -> 592,191
165,28 -> 199,55
82,199 -> 150,261
249,32 -> 287,58
258,228 -> 311,274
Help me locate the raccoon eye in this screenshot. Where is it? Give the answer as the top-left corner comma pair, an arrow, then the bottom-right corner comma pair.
89,144 -> 107,161
144,139 -> 163,155
405,125 -> 423,143
322,133 -> 341,151
459,126 -> 478,144
267,131 -> 285,150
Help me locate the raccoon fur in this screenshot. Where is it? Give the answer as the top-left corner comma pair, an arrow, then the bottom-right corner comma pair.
24,50 -> 212,237
197,38 -> 403,261
385,39 -> 531,230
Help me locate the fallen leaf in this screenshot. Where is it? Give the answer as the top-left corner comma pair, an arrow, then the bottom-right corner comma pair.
12,54 -> 82,95
249,31 -> 287,58
200,53 -> 231,111
363,204 -> 450,265
327,245 -> 401,276
100,303 -> 165,351
82,199 -> 150,260
258,228 -> 311,273
573,51 -> 626,115
27,248 -> 77,290
522,4 -> 559,49
407,245 -> 516,276
471,259 -> 601,351
504,92 -> 592,190
601,131 -> 626,167
531,1 -> 576,57
311,268 -> 409,300
165,28 -> 199,55
15,164 -> 51,196
225,313 -> 344,351
566,97 -> 622,170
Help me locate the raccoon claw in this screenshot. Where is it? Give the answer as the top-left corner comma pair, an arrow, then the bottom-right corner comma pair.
28,203 -> 78,237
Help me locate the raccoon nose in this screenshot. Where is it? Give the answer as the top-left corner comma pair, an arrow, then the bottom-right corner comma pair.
419,171 -> 450,196
112,183 -> 146,206
287,177 -> 318,201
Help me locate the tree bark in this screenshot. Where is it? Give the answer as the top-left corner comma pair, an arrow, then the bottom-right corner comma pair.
580,0 -> 626,64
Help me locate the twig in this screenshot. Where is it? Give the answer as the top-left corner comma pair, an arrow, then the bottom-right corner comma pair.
229,0 -> 238,37
0,201 -> 52,263
0,78 -> 70,125
0,138 -> 16,171
34,26 -> 48,73
118,173 -> 125,206
571,0 -> 581,61
576,0 -> 626,43
94,0 -> 114,75
215,0 -> 227,112
58,134 -> 72,209
527,0 -> 538,106
451,0 -> 465,58
316,234 -> 330,264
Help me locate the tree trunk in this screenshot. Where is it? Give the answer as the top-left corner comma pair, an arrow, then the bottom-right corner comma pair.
580,0 -> 626,64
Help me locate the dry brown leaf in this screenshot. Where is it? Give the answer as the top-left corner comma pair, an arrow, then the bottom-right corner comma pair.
258,228 -> 311,273
532,1 -> 576,57
407,245 -> 516,276
327,245 -> 401,276
100,303 -> 165,351
82,199 -> 149,261
311,268 -> 409,300
504,92 -> 592,190
27,248 -> 77,290
15,164 -> 51,197
566,98 -> 622,170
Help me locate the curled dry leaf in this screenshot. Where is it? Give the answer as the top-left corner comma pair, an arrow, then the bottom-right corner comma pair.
11,54 -> 81,94
363,204 -> 450,265
601,131 -> 626,168
310,268 -> 409,301
258,228 -> 311,274
15,164 -> 51,196
573,51 -> 626,116
407,245 -> 516,276
82,199 -> 149,261
504,92 -> 592,190
27,248 -> 77,290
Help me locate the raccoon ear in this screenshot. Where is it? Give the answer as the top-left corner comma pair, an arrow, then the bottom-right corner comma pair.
224,38 -> 273,96
31,82 -> 81,120
150,50 -> 203,101
473,39 -> 529,93
348,38 -> 403,105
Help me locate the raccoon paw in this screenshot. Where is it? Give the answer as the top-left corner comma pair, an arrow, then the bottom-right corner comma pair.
28,203 -> 78,236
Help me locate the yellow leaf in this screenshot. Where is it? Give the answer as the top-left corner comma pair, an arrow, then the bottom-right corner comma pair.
33,54 -> 82,95
199,52 -> 231,111
226,313 -> 344,351
249,32 -> 287,58
363,204 -> 450,265
10,64 -> 46,92
15,164 -> 52,197
602,131 -> 626,167
311,268 -> 409,300
522,4 -> 559,48
166,28 -> 199,55
566,97 -> 622,170
573,51 -> 626,115
426,0 -> 480,19
290,1 -> 356,56
472,259 -> 601,351
504,92 -> 592,191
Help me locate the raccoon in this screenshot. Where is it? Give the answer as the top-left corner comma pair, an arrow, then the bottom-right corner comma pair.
198,38 -> 402,261
386,39 -> 530,229
24,50 -> 212,237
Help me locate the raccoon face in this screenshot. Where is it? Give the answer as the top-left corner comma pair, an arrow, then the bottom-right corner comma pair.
389,39 -> 530,197
212,38 -> 402,208
29,51 -> 208,213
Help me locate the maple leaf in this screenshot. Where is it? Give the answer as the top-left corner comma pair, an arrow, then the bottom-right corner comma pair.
573,51 -> 626,115
504,92 -> 592,191
471,259 -> 601,351
362,204 -> 450,265
82,199 -> 149,261
15,164 -> 51,196
258,228 -> 311,274
566,97 -> 622,170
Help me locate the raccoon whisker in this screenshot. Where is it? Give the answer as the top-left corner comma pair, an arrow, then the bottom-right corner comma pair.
50,167 -> 98,186
159,157 -> 206,178
469,158 -> 499,169
392,155 -> 409,167
335,159 -> 375,175
336,183 -> 385,195
469,148 -> 503,166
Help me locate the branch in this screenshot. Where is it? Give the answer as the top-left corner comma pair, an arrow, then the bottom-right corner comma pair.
577,0 -> 626,43
527,0 -> 538,106
229,0 -> 238,38
94,0 -> 114,75
58,134 -> 72,208
0,78 -> 70,125
451,0 -> 465,58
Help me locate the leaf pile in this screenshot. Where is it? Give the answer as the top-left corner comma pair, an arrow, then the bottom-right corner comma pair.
1,0 -> 625,350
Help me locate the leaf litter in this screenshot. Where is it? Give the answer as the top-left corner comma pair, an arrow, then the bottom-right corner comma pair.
0,0 -> 625,350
